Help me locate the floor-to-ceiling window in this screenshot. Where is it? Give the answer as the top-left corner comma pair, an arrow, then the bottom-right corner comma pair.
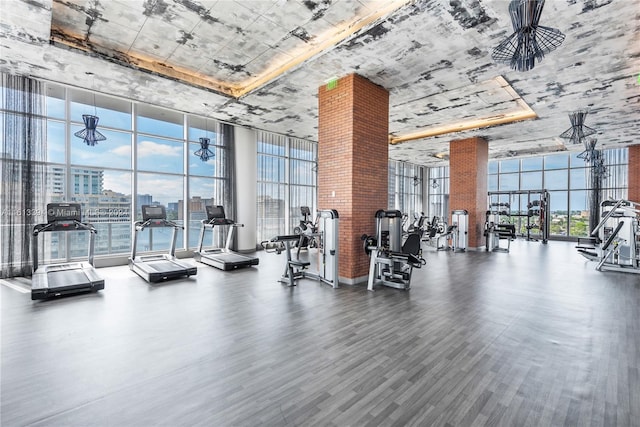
38,82 -> 229,261
426,166 -> 450,220
488,149 -> 628,238
388,161 -> 424,218
256,131 -> 317,244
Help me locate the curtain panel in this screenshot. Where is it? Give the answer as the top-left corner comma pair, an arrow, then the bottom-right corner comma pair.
0,74 -> 47,278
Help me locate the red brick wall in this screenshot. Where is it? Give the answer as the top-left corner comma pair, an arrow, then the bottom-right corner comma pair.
629,144 -> 640,203
449,137 -> 488,249
318,74 -> 389,280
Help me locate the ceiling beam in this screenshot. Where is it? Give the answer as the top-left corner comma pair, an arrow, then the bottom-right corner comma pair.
50,1 -> 412,99
389,76 -> 538,144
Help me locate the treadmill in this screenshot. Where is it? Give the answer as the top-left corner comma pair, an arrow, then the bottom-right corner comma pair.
129,205 -> 197,282
194,205 -> 259,271
31,203 -> 105,300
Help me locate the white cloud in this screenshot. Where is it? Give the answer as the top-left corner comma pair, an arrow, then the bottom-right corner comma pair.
111,145 -> 131,156
103,172 -> 131,195
138,140 -> 182,157
137,176 -> 184,205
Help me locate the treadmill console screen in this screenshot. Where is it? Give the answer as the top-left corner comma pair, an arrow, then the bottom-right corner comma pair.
142,205 -> 166,221
47,203 -> 81,223
206,205 -> 226,220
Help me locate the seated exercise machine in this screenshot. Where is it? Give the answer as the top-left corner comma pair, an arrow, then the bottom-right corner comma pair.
194,205 -> 259,271
437,210 -> 469,252
450,209 -> 468,252
293,206 -> 317,254
262,209 -> 339,288
423,216 -> 448,248
129,205 -> 197,282
484,203 -> 516,252
362,209 -> 425,291
577,199 -> 640,274
405,212 -> 427,238
31,203 -> 104,300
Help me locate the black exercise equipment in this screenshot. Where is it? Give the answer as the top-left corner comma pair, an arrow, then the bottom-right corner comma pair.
194,205 -> 259,271
487,190 -> 550,244
293,206 -> 318,254
579,199 -> 640,274
363,209 -> 425,291
31,203 -> 104,300
262,209 -> 340,288
129,205 -> 197,282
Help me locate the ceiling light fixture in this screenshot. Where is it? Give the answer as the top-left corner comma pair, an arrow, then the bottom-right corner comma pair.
559,110 -> 597,145
74,72 -> 106,146
194,118 -> 215,162
492,0 -> 565,72
194,137 -> 214,162
577,138 -> 598,162
74,114 -> 106,146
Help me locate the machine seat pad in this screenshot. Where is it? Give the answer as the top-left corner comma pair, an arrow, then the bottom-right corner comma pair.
289,260 -> 310,267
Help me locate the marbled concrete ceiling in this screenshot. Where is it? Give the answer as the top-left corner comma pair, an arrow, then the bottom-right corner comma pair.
1,0 -> 638,166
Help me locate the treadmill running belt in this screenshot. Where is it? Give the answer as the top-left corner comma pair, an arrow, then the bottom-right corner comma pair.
146,260 -> 184,272
200,251 -> 259,271
214,253 -> 254,263
47,269 -> 91,289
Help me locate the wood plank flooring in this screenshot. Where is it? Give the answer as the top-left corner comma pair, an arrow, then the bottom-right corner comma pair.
1,240 -> 639,426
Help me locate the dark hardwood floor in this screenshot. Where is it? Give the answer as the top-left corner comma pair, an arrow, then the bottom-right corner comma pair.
1,240 -> 639,426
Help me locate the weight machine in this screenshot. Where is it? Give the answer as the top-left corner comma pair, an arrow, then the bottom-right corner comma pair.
262,209 -> 340,287
484,202 -> 516,252
361,210 -> 425,291
577,199 -> 640,274
423,215 -> 448,249
486,190 -> 550,250
449,210 -> 468,252
293,206 -> 317,255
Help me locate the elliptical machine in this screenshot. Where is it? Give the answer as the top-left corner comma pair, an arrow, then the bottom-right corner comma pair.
361,210 -> 425,291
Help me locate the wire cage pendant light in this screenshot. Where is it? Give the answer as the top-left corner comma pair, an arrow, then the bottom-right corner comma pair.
577,138 -> 598,162
194,137 -> 215,162
74,114 -> 106,146
194,117 -> 215,162
492,0 -> 565,72
74,74 -> 106,146
559,110 -> 597,145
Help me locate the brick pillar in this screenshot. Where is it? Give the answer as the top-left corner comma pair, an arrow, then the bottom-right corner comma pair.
629,144 -> 640,203
318,74 -> 389,284
449,137 -> 488,249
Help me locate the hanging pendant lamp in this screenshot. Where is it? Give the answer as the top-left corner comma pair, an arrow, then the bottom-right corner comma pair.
492,0 -> 565,72
194,137 -> 215,162
74,114 -> 107,146
559,110 -> 597,146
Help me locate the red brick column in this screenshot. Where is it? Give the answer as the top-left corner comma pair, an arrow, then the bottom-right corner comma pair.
629,144 -> 640,203
449,137 -> 488,249
318,74 -> 389,283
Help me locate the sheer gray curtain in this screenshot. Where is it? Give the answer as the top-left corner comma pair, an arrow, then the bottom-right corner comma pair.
588,151 -> 603,235
219,122 -> 237,249
0,74 -> 47,278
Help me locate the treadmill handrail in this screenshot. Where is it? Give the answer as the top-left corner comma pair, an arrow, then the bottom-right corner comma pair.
32,220 -> 98,272
131,215 -> 184,259
196,215 -> 244,253
135,218 -> 184,231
